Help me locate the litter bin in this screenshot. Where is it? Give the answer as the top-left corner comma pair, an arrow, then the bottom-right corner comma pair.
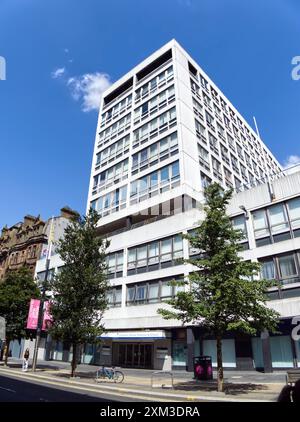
193,356 -> 213,380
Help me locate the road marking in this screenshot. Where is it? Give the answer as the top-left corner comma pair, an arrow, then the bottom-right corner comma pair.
0,386 -> 16,393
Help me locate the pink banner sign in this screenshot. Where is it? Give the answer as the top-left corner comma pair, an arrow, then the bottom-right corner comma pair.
27,299 -> 52,331
42,301 -> 52,330
26,299 -> 40,329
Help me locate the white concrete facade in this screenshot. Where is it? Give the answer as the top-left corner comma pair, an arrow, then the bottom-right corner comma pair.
35,40 -> 300,370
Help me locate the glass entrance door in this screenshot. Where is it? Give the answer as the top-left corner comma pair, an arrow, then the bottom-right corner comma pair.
115,343 -> 153,368
143,344 -> 152,368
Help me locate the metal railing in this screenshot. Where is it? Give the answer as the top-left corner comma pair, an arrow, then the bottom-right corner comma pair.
151,371 -> 174,389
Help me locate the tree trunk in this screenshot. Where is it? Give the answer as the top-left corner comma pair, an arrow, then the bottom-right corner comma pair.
4,338 -> 10,367
216,335 -> 224,392
71,342 -> 77,377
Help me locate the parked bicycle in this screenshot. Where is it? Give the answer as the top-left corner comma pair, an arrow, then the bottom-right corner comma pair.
95,366 -> 124,383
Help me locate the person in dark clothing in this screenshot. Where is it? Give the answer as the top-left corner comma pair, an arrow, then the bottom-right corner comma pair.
22,348 -> 30,372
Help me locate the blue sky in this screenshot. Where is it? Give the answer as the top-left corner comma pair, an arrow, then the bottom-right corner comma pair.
0,0 -> 299,227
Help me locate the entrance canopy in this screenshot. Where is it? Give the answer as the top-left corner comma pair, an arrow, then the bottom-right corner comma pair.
101,330 -> 170,340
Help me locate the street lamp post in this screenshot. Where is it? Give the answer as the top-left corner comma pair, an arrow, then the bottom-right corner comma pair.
32,218 -> 54,372
31,257 -> 50,371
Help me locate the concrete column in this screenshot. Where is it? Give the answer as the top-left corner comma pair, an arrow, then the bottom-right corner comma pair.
187,328 -> 195,372
122,247 -> 128,308
261,330 -> 273,373
44,334 -> 53,361
291,338 -> 298,368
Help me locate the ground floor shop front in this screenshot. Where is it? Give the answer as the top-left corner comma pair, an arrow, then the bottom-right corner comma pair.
6,318 -> 300,372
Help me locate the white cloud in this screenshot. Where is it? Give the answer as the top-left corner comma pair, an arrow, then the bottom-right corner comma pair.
64,48 -> 69,54
67,73 -> 111,112
283,155 -> 300,169
51,67 -> 66,79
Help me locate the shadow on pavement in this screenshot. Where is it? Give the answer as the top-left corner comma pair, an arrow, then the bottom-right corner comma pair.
55,370 -> 96,379
1,363 -> 61,371
174,380 -> 269,395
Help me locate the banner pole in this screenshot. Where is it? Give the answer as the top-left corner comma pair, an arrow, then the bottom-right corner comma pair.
32,218 -> 54,372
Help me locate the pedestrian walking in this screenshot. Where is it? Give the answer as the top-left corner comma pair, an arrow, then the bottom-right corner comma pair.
22,348 -> 30,372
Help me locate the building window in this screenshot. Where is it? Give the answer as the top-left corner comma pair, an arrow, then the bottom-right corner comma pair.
268,203 -> 289,235
231,154 -> 239,174
217,123 -> 225,140
191,79 -> 201,99
208,132 -> 218,155
234,177 -> 242,192
227,133 -> 235,152
252,209 -> 270,245
224,167 -> 233,188
240,164 -> 248,183
203,92 -> 212,110
231,214 -> 249,249
200,75 -> 209,91
91,185 -> 127,217
126,276 -> 184,306
134,85 -> 175,124
130,160 -> 180,205
252,199 -> 300,246
206,112 -> 215,131
224,115 -> 231,130
107,251 -> 124,279
131,132 -> 178,174
260,258 -> 276,280
287,198 -> 300,232
278,254 -> 298,285
212,157 -> 222,181
193,98 -> 204,121
260,253 -> 300,287
96,135 -> 130,168
220,144 -> 229,164
107,286 -> 122,307
99,114 -> 131,146
214,104 -> 221,119
133,107 -> 176,147
127,235 -> 183,275
135,66 -> 174,103
198,145 -> 210,171
201,172 -> 212,189
195,119 -> 207,143
93,159 -> 128,194
100,94 -> 132,128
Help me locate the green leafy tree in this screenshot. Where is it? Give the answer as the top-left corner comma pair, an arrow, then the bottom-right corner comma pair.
49,209 -> 109,377
0,267 -> 41,366
158,183 -> 279,392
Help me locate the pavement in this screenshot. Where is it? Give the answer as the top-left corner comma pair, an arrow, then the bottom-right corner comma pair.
0,358 -> 287,402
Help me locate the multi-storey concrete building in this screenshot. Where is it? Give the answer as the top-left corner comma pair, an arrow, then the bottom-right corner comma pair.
35,40 -> 300,372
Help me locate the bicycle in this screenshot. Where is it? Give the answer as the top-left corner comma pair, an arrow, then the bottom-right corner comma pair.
95,365 -> 124,383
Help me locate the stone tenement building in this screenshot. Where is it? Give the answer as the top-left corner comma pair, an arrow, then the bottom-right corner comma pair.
0,206 -> 78,281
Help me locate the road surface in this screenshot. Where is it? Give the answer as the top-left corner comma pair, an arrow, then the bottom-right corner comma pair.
0,373 -> 117,402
